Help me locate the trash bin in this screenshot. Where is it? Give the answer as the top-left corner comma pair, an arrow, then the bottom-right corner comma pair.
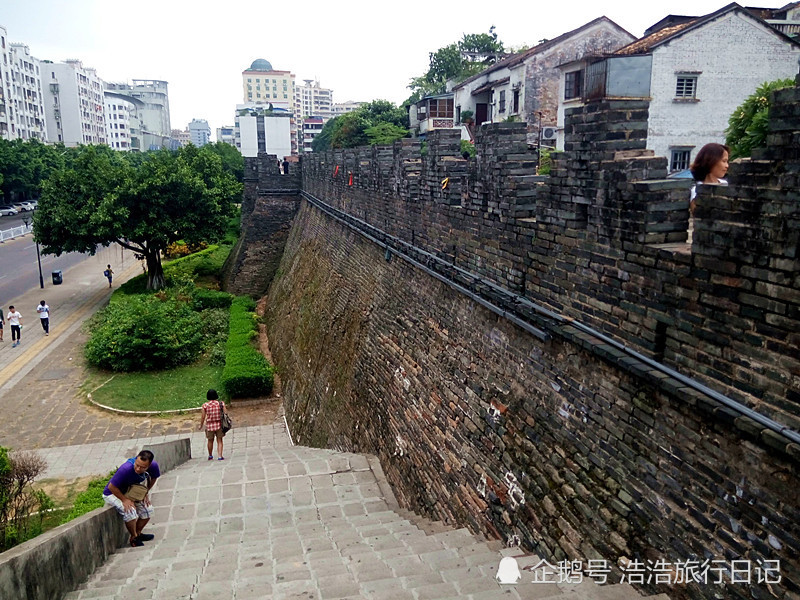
52,270 -> 63,285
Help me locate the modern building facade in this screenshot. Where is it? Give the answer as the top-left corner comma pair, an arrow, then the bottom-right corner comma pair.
241,59 -> 297,154
295,79 -> 333,120
104,79 -> 171,150
43,59 -> 106,146
234,103 -> 292,159
104,94 -> 134,150
0,27 -> 48,142
301,117 -> 324,153
216,125 -> 235,145
188,118 -> 211,146
332,100 -> 365,116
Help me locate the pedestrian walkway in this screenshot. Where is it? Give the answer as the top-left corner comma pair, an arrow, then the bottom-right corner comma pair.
63,423 -> 670,600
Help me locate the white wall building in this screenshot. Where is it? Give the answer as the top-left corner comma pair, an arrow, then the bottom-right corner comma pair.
295,79 -> 333,119
0,28 -> 48,142
104,94 -> 134,150
557,4 -> 800,169
301,117 -> 324,153
188,118 -> 211,146
332,101 -> 364,116
234,103 -> 291,158
104,79 -> 171,150
216,125 -> 235,145
43,59 -> 106,146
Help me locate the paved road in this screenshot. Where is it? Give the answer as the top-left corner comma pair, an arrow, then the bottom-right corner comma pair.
0,244 -> 280,452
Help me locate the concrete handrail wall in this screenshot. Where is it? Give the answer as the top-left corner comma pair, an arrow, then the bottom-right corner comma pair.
0,437 -> 191,600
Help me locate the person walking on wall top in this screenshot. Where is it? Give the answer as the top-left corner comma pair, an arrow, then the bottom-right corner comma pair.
37,300 -> 50,336
199,389 -> 228,460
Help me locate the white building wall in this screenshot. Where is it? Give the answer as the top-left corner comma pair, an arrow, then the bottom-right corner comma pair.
104,96 -> 133,150
188,118 -> 211,146
646,11 -> 800,163
2,40 -> 48,141
237,114 -> 258,156
264,117 -> 291,159
44,60 -> 106,146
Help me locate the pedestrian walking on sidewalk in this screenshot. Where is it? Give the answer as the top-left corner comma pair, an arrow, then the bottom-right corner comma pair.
0,309 -> 4,341
199,389 -> 228,460
37,300 -> 50,336
104,264 -> 115,288
7,306 -> 22,347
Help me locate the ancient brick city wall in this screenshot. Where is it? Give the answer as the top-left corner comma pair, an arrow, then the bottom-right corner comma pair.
257,86 -> 800,599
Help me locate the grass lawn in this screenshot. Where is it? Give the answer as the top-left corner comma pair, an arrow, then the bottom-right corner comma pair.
84,360 -> 224,413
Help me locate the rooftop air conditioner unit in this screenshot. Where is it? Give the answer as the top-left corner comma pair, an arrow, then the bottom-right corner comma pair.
541,126 -> 558,141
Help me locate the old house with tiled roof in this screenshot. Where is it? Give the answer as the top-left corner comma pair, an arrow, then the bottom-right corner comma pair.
451,17 -> 635,147
556,2 -> 800,169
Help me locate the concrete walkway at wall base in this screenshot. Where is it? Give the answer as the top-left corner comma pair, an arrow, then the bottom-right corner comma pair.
62,422 -> 670,600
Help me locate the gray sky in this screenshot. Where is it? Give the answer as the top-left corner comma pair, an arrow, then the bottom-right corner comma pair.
3,0 -> 744,137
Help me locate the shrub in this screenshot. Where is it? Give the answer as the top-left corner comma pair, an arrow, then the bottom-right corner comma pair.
0,448 -> 52,551
726,78 -> 795,159
193,288 -> 233,311
85,295 -> 204,371
60,472 -> 114,524
221,297 -> 273,398
460,140 -> 476,158
538,149 -> 552,175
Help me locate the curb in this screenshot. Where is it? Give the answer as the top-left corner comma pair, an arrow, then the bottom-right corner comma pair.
365,453 -> 400,510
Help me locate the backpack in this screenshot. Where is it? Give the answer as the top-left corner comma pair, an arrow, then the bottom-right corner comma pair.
103,269 -> 110,277
219,400 -> 232,434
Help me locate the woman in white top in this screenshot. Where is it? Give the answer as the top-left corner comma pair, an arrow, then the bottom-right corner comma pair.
688,143 -> 729,243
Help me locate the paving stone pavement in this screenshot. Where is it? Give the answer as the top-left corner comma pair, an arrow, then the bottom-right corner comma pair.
62,423 -> 670,600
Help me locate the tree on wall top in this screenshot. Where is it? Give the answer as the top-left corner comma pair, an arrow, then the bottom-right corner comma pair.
725,78 -> 795,159
34,145 -> 240,290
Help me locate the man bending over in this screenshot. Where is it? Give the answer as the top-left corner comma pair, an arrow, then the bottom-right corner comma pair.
103,450 -> 160,547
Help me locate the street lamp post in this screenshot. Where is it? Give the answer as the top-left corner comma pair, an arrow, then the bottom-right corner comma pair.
20,210 -> 45,289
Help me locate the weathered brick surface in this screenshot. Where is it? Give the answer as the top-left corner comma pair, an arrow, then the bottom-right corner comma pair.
253,88 -> 800,599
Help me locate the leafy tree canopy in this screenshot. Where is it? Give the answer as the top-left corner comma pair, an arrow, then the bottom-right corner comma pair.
203,141 -> 245,182
0,139 -> 68,202
725,78 -> 795,159
312,100 -> 409,151
34,145 -> 241,290
406,27 -> 505,104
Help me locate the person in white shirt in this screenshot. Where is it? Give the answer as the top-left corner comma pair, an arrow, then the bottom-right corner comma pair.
7,306 -> 22,348
37,300 -> 50,336
688,143 -> 729,244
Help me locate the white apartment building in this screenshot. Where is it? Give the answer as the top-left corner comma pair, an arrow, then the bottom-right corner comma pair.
0,28 -> 48,142
301,117 -> 324,153
188,118 -> 211,146
43,60 -> 106,146
295,79 -> 333,119
216,125 -> 235,145
234,103 -> 291,159
104,94 -> 134,150
104,79 -> 171,150
171,128 -> 191,147
332,101 -> 365,116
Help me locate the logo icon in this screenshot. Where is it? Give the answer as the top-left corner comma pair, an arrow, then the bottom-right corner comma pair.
496,556 -> 522,585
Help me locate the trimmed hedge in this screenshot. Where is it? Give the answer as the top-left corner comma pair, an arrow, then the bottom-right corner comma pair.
221,297 -> 273,398
193,288 -> 234,311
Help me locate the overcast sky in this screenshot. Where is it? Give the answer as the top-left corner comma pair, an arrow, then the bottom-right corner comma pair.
3,0 -> 746,138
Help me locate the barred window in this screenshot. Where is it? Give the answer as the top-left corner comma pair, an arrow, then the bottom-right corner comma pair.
670,149 -> 691,171
429,98 -> 454,118
499,90 -> 506,113
675,76 -> 697,98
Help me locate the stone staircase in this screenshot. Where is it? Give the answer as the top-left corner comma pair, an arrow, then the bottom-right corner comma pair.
64,441 -> 670,600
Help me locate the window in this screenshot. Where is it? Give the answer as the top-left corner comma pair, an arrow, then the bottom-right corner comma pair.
512,89 -> 519,113
675,76 -> 697,98
670,148 -> 692,171
564,70 -> 583,100
429,98 -> 454,118
499,90 -> 506,113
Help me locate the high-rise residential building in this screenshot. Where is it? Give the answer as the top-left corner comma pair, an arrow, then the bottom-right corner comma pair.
43,60 -> 106,146
333,101 -> 365,116
241,59 -> 297,154
104,79 -> 171,150
188,118 -> 211,146
295,79 -> 334,120
301,117 -> 324,153
216,125 -> 235,145
0,27 -> 48,142
104,94 -> 134,150
234,103 -> 291,159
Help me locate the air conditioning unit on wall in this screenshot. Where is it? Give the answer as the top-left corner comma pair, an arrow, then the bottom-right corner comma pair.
541,127 -> 558,141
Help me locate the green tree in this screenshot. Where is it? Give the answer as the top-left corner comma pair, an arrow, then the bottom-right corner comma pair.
204,141 -> 245,182
312,100 -> 409,151
34,145 -> 240,290
725,78 -> 795,159
407,27 -> 505,103
0,138 -> 65,202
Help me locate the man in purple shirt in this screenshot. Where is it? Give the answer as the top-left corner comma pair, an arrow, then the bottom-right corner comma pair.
103,450 -> 161,547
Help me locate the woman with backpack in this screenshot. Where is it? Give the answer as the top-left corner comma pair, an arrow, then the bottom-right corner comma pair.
198,389 -> 230,460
